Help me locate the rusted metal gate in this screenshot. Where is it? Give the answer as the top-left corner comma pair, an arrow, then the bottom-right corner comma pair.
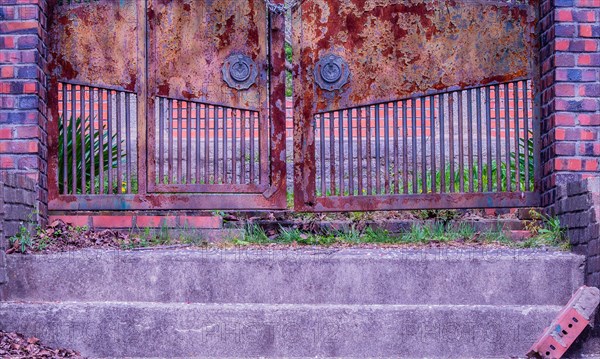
47,0 -> 287,211
292,0 -> 540,211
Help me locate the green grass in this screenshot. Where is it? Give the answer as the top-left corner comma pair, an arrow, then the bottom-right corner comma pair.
229,214 -> 568,250
523,212 -> 568,249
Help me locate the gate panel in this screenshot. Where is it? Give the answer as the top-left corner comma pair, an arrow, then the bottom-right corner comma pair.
47,0 -> 144,204
147,0 -> 271,193
293,0 -> 539,211
47,0 -> 287,211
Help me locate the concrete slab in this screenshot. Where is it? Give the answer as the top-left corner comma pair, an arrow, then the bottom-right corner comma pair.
0,301 -> 561,358
3,248 -> 584,305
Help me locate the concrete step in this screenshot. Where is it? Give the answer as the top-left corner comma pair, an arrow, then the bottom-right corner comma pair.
3,248 -> 584,305
0,301 -> 561,358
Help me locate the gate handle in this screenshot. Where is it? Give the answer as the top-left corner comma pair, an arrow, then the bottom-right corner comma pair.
314,54 -> 350,91
222,54 -> 258,90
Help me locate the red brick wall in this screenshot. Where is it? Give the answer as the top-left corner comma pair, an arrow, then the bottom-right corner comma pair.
0,0 -> 48,224
539,0 -> 600,211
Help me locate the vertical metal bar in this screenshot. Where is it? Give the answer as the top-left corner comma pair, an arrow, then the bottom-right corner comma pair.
402,100 -> 408,194
411,99 -> 417,194
167,99 -> 173,184
485,86 -> 492,192
196,103 -> 201,184
70,84 -> 77,194
125,92 -> 131,193
98,88 -> 105,194
215,106 -> 220,183
523,80 -> 530,191
158,98 -> 164,184
430,96 -> 437,193
89,87 -> 95,194
495,85 -> 501,191
249,109 -> 254,184
504,83 -> 511,192
448,92 -> 455,193
365,108 -> 372,195
393,102 -> 399,194
204,105 -> 209,184
319,113 -> 326,196
80,86 -> 86,193
107,90 -> 115,193
240,110 -> 246,184
476,88 -> 483,192
186,101 -> 192,185
514,81 -> 521,192
258,109 -> 269,188
384,103 -> 390,194
439,94 -> 446,193
375,104 -> 381,194
348,108 -> 354,196
420,98 -> 427,193
223,107 -> 228,183
410,98 -> 418,193
467,89 -> 473,192
338,110 -> 344,195
232,109 -> 237,183
177,100 -> 182,184
329,112 -> 336,195
61,84 -> 68,194
357,108 -> 363,195
457,91 -> 464,193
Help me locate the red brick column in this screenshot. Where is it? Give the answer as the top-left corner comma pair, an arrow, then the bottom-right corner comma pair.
0,0 -> 48,224
539,0 -> 600,212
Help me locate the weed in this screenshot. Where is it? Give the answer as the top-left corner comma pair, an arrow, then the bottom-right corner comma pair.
8,211 -> 40,253
362,227 -> 395,243
9,223 -> 34,253
403,224 -> 429,243
155,221 -> 171,245
522,210 -> 567,249
278,227 -> 303,243
74,225 -> 88,233
427,221 -> 448,241
243,224 -> 270,244
481,224 -> 511,245
336,224 -> 362,243
454,222 -> 477,241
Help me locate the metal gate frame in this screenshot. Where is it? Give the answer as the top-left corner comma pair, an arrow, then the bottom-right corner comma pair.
47,0 -> 287,212
292,0 -> 542,212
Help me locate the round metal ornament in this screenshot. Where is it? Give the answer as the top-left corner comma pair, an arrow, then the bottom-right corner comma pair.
222,54 -> 258,90
314,54 -> 350,91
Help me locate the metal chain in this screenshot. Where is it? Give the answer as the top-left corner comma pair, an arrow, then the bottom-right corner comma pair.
264,0 -> 304,14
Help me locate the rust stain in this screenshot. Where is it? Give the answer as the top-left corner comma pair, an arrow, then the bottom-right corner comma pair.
296,0 -> 536,112
148,0 -> 266,109
48,0 -> 139,91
